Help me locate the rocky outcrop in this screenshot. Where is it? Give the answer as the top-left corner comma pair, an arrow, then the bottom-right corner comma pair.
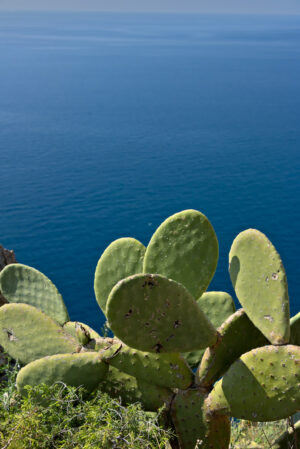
0,244 -> 17,306
0,245 -> 17,368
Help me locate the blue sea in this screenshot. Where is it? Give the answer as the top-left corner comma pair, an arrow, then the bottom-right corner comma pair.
0,12 -> 299,331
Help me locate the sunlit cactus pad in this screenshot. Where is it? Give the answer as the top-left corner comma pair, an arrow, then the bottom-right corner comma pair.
196,309 -> 268,387
94,238 -> 146,314
229,229 -> 290,344
206,345 -> 300,421
197,291 -> 236,327
99,365 -> 173,412
102,341 -> 193,389
183,291 -> 236,369
143,210 -> 219,298
171,388 -> 231,449
106,273 -> 217,353
63,321 -> 101,344
0,303 -> 79,364
16,352 -> 108,396
0,263 -> 69,325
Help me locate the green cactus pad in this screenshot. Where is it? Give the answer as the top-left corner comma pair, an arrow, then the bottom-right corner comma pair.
196,309 -> 268,387
206,345 -> 300,422
197,292 -> 236,327
94,238 -> 146,314
0,303 -> 79,364
63,321 -> 101,342
0,263 -> 69,325
171,389 -> 231,449
229,229 -> 290,344
99,365 -> 173,412
272,420 -> 300,449
183,291 -> 235,369
106,273 -> 218,353
102,341 -> 193,390
16,352 -> 108,396
95,337 -> 117,352
143,210 -> 219,298
290,312 -> 300,346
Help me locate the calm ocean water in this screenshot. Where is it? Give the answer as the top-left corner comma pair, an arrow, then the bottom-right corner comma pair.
0,12 -> 299,330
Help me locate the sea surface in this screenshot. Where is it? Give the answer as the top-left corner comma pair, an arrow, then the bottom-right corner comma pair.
0,12 -> 299,331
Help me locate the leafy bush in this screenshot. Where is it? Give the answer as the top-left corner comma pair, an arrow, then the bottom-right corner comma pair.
0,361 -> 173,449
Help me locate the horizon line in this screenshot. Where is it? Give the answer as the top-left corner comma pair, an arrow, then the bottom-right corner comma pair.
1,9 -> 300,16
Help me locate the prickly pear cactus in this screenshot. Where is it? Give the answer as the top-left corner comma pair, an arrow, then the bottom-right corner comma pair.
0,209 -> 299,449
206,345 -> 300,421
171,388 -> 231,449
106,273 -> 218,353
196,309 -> 269,387
94,238 -> 146,314
0,303 -> 79,364
229,229 -> 290,344
99,365 -> 173,412
143,209 -> 219,298
101,340 -> 193,389
183,291 -> 236,369
0,263 -> 69,325
17,352 -> 109,395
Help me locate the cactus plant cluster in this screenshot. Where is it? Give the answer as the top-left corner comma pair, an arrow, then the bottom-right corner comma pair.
0,209 -> 299,449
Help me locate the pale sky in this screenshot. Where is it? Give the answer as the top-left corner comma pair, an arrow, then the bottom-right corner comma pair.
1,0 -> 300,14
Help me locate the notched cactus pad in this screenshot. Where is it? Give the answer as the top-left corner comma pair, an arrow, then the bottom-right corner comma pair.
106,273 -> 217,353
0,303 -> 79,364
196,309 -> 269,387
94,238 -> 146,314
171,389 -> 231,449
63,321 -> 101,346
102,341 -> 193,390
206,345 -> 300,422
229,229 -> 290,344
183,291 -> 236,369
0,263 -> 69,325
17,352 -> 108,396
99,365 -> 173,412
143,209 -> 219,298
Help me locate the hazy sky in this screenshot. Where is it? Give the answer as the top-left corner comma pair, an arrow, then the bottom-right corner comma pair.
1,0 -> 300,14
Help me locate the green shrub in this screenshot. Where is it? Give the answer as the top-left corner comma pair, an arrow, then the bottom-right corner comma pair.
0,363 -> 173,449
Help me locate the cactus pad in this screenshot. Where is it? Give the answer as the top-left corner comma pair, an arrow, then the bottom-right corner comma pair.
102,341 -> 193,390
196,309 -> 268,387
0,303 -> 79,364
197,292 -> 236,327
206,345 -> 300,421
143,210 -> 218,298
63,321 -> 101,343
106,273 -> 217,353
229,229 -> 290,344
16,352 -> 108,395
183,292 -> 235,369
171,388 -> 231,449
0,263 -> 69,325
99,365 -> 173,412
94,238 -> 146,314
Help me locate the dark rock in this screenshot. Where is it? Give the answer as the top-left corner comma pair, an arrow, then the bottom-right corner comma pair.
0,244 -> 17,306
